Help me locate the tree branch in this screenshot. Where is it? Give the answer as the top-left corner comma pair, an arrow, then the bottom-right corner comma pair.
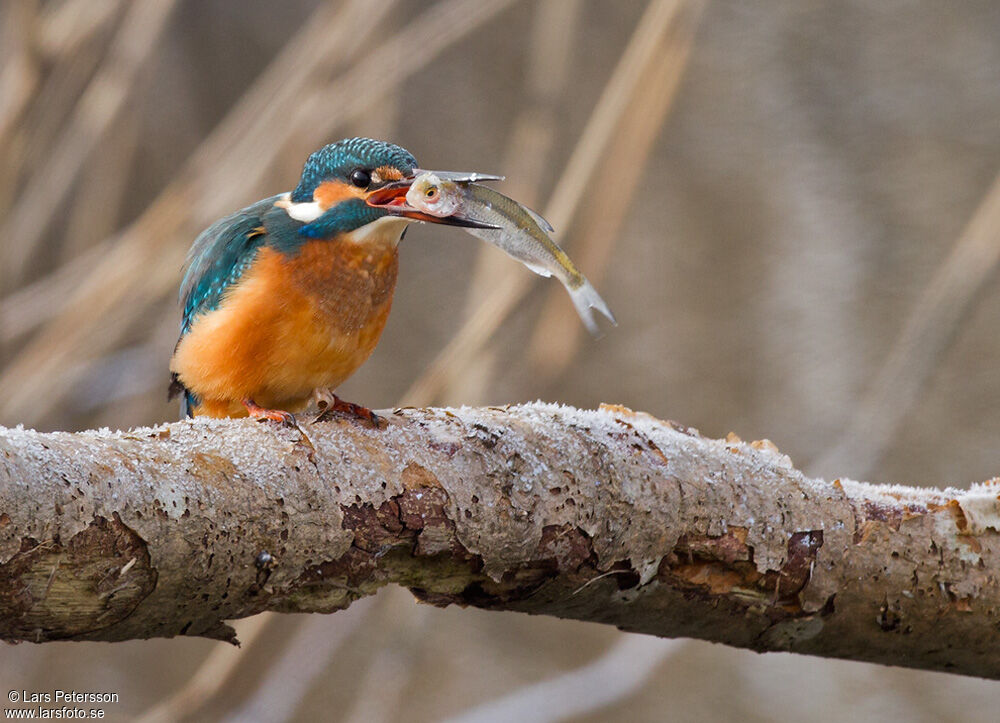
1,404 -> 997,679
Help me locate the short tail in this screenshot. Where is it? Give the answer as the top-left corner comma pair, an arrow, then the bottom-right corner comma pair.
567,277 -> 617,336
168,372 -> 197,418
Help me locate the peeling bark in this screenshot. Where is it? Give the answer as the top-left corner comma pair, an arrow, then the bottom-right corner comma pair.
1,403 -> 999,679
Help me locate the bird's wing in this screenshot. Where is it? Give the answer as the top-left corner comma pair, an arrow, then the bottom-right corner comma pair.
178,195 -> 283,334
172,195 -> 300,416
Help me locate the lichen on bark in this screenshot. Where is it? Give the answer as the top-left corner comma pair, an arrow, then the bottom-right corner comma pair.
1,403 -> 999,680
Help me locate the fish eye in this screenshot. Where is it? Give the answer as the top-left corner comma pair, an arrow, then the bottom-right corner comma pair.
350,169 -> 371,188
425,186 -> 438,199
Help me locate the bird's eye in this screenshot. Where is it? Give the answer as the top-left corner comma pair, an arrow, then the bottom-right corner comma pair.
351,169 -> 371,188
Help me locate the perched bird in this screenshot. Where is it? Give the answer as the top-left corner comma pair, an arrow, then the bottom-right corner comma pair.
169,137 -> 490,424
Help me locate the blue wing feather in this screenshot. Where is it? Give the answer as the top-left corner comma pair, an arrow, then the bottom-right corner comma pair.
179,195 -> 282,333
178,195 -> 389,331
172,195 -> 306,416
170,192 -> 374,417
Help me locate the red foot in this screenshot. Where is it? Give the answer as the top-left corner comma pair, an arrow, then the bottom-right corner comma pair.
243,399 -> 296,427
314,392 -> 382,429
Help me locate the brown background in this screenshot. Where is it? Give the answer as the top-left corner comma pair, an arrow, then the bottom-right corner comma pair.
2,0 -> 999,720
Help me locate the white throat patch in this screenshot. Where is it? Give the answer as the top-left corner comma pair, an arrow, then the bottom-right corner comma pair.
346,216 -> 411,247
276,193 -> 323,222
275,194 -> 410,247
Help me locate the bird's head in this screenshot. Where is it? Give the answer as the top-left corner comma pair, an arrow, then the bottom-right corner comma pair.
282,137 -> 490,239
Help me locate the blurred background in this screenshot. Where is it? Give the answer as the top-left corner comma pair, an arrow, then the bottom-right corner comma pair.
2,0 -> 1000,720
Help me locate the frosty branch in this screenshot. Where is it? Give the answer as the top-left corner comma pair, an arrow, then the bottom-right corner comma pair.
1,403 -> 998,679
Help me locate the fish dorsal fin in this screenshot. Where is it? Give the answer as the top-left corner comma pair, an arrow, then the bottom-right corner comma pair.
524,206 -> 554,233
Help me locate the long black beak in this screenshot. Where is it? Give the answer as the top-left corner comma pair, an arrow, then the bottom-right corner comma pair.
366,170 -> 502,229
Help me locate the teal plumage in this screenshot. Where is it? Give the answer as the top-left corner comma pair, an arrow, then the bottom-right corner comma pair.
169,136 -> 484,423
298,198 -> 385,240
291,138 -> 415,202
178,138 -> 418,335
173,198 -> 303,415
179,196 -> 279,334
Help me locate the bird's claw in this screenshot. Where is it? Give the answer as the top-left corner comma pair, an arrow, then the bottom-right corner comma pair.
258,410 -> 297,428
313,392 -> 382,429
243,399 -> 297,427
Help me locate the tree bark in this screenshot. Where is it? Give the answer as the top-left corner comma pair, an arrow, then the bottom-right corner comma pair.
0,403 -> 998,678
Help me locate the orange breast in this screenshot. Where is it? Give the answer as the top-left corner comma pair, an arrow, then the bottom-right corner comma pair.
171,226 -> 401,417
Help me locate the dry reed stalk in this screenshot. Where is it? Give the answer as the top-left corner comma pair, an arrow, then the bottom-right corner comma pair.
455,21 -> 703,704
138,596 -> 380,723
1,0 -> 179,286
438,13 -> 706,715
218,600 -> 377,723
193,0 -> 518,213
0,18 -> 112,220
181,0 -> 397,211
70,296 -> 180,417
401,0 -> 689,407
135,613 -> 276,723
445,635 -> 684,723
811,168 -> 1000,479
35,0 -> 123,59
0,187 -> 189,425
0,0 -> 41,164
60,108 -> 139,263
0,0 -> 379,342
0,0 -> 519,426
442,0 -> 583,405
0,0 -> 128,209
339,588 -> 432,723
0,240 -> 109,344
527,1 -> 702,377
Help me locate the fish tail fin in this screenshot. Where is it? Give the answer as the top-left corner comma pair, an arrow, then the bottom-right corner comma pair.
567,277 -> 617,336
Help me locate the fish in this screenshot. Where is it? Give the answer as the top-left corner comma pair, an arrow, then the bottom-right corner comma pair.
403,172 -> 616,335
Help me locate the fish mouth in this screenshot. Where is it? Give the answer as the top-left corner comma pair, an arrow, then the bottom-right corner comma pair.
365,169 -> 502,229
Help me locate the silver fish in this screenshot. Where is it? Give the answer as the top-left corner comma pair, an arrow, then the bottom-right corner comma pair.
404,172 -> 616,335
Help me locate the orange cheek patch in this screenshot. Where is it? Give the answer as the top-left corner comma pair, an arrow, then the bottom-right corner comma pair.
314,180 -> 361,210
376,166 -> 403,182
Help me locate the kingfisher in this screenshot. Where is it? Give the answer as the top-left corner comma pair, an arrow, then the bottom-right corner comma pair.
168,137 -> 491,425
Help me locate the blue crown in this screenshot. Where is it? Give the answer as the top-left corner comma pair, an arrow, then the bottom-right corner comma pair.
291,138 -> 417,202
